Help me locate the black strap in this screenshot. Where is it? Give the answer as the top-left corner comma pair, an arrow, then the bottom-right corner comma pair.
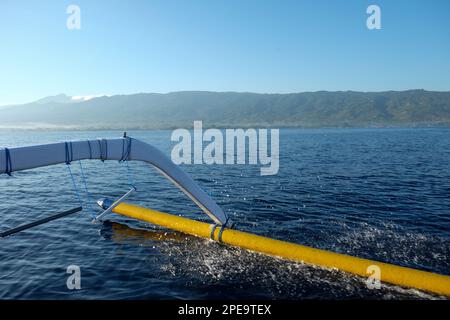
217,218 -> 229,243
210,217 -> 233,243
210,223 -> 218,240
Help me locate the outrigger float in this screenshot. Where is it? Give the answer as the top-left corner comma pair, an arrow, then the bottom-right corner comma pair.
1,135 -> 449,297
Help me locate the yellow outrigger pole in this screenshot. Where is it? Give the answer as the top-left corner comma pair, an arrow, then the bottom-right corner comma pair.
102,201 -> 450,297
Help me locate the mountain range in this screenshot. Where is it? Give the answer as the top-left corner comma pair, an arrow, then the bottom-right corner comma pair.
0,90 -> 449,130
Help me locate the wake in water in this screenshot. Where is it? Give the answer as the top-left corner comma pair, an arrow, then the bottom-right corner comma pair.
101,221 -> 443,300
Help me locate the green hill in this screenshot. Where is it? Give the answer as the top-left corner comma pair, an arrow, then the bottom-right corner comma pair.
1,90 -> 449,130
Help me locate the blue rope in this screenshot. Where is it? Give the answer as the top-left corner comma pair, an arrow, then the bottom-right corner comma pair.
126,138 -> 132,160
65,142 -> 74,165
125,160 -> 136,190
119,137 -> 132,162
104,139 -> 108,160
65,142 -> 69,164
64,141 -> 82,208
87,140 -> 93,159
66,164 -> 82,208
3,148 -> 12,176
120,139 -> 126,162
97,139 -> 105,162
119,138 -> 136,190
97,140 -> 101,159
78,161 -> 95,218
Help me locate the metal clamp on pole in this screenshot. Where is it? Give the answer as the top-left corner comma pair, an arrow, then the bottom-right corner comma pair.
209,217 -> 234,243
94,186 -> 137,222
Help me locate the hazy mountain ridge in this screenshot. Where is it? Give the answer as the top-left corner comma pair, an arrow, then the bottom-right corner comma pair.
1,90 -> 449,130
33,94 -> 75,105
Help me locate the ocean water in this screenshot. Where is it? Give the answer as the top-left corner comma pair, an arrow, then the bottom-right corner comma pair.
0,128 -> 449,299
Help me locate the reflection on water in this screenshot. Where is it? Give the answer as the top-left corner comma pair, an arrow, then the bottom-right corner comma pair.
102,221 -> 192,244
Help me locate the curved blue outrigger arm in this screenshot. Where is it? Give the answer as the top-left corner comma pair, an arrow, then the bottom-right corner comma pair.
0,137 -> 230,225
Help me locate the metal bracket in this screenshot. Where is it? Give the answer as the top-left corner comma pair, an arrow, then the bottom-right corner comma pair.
94,186 -> 136,222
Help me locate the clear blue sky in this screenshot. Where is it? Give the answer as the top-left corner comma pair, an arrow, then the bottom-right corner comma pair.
0,0 -> 449,105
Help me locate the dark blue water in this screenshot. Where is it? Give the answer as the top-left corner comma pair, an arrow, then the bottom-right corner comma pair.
0,128 -> 449,299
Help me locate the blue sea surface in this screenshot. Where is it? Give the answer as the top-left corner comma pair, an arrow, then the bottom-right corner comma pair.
0,128 -> 449,299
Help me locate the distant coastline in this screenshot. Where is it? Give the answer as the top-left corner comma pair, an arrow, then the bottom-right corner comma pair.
1,90 -> 449,130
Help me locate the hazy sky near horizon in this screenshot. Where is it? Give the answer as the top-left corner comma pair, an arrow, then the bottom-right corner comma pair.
0,0 -> 449,105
